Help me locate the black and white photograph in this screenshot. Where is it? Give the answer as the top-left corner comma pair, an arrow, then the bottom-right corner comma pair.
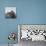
5,7 -> 16,19
18,25 -> 46,46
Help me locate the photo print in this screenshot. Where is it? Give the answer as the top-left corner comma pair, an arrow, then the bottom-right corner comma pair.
5,7 -> 16,19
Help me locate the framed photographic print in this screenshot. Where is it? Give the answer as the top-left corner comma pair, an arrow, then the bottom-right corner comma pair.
18,24 -> 46,41
5,7 -> 16,19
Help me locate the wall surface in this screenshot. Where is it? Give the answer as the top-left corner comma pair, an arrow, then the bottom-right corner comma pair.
0,0 -> 46,44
